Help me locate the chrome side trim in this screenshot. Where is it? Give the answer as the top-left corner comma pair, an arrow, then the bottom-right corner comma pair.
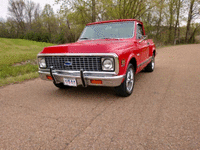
37,53 -> 119,75
138,56 -> 152,68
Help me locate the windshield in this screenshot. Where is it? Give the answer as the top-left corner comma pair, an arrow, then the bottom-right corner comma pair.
79,21 -> 135,40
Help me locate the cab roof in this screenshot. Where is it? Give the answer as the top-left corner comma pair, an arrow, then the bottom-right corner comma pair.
86,19 -> 143,26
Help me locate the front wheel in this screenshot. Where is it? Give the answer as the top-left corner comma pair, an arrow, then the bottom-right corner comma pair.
114,64 -> 135,97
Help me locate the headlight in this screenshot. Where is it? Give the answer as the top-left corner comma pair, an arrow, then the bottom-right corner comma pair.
38,57 -> 46,68
102,58 -> 114,71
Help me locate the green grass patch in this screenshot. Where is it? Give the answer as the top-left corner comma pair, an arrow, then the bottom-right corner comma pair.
0,64 -> 38,78
0,72 -> 39,87
0,38 -> 54,86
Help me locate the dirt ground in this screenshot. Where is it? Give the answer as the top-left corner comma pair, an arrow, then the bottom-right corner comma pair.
0,44 -> 200,149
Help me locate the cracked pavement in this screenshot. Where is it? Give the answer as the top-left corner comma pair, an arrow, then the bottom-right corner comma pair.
0,44 -> 200,149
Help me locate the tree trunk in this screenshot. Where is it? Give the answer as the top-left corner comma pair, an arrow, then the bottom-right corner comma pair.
188,25 -> 200,43
92,0 -> 96,22
174,0 -> 181,44
168,0 -> 174,44
156,0 -> 164,39
185,0 -> 195,43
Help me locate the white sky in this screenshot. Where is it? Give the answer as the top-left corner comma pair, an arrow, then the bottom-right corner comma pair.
0,0 -> 61,19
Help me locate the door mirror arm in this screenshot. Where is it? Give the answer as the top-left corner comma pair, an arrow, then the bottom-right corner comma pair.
139,35 -> 148,43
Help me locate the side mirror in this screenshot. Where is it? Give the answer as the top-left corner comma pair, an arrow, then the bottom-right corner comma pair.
139,35 -> 148,43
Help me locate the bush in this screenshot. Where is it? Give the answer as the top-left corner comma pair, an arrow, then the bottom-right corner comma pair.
23,32 -> 51,43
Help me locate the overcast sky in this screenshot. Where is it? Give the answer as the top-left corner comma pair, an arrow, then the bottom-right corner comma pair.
0,0 -> 60,19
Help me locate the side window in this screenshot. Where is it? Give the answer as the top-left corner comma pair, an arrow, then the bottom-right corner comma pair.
136,24 -> 144,39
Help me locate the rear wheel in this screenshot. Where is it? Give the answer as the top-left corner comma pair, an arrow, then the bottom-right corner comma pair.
145,55 -> 155,72
53,82 -> 72,89
114,64 -> 135,97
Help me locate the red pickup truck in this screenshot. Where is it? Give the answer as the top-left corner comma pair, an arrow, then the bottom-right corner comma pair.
37,19 -> 156,97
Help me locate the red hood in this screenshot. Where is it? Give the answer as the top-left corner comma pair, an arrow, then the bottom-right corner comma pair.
40,39 -> 135,55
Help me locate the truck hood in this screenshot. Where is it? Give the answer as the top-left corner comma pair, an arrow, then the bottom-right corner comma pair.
40,39 -> 135,55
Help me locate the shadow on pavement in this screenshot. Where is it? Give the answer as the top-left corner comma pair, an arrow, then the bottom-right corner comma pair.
46,86 -> 121,101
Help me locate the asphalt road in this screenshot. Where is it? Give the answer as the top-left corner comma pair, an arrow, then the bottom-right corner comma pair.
0,44 -> 200,150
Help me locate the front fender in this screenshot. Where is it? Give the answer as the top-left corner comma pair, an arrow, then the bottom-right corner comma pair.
118,53 -> 138,75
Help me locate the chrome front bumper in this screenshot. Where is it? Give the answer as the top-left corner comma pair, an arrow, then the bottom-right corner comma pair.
39,69 -> 124,87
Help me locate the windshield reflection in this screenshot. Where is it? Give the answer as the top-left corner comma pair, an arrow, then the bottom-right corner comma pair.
79,21 -> 135,40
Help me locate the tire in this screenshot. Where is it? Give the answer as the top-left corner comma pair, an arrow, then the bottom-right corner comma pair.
53,82 -> 72,89
114,64 -> 135,97
145,55 -> 155,72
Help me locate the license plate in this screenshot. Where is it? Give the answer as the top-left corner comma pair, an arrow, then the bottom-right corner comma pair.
63,78 -> 77,87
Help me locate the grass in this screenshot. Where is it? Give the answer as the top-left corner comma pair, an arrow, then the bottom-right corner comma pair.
0,38 -> 54,86
0,72 -> 39,87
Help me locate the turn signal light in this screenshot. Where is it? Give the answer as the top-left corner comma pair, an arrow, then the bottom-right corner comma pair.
46,75 -> 53,80
90,80 -> 102,84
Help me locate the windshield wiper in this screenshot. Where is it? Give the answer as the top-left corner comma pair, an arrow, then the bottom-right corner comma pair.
101,37 -> 119,40
79,37 -> 90,40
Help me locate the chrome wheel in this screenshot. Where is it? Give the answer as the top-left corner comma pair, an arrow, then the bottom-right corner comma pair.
126,67 -> 134,93
151,57 -> 155,70
114,64 -> 135,97
145,55 -> 155,72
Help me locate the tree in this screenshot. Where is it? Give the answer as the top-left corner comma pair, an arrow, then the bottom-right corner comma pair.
8,0 -> 26,35
188,23 -> 200,43
174,0 -> 182,44
168,0 -> 176,43
25,0 -> 36,30
42,4 -> 57,35
185,0 -> 200,42
156,0 -> 165,39
92,0 -> 96,22
34,3 -> 41,21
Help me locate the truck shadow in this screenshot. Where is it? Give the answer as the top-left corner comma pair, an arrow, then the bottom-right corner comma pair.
49,86 -> 120,100
45,67 -> 162,100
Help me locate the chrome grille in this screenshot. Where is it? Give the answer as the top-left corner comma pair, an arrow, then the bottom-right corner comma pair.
45,56 -> 102,71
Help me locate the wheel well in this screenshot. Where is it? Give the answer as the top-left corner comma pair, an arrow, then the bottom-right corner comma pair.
153,50 -> 156,56
129,57 -> 137,71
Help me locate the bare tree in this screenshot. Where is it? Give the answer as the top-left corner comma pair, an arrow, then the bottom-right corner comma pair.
174,0 -> 182,44
34,3 -> 41,21
8,0 -> 26,33
185,0 -> 199,42
25,0 -> 36,30
92,0 -> 96,22
42,4 -> 56,34
168,0 -> 176,43
116,0 -> 158,19
156,0 -> 165,39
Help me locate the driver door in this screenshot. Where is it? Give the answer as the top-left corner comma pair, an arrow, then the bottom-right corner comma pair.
136,24 -> 149,67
